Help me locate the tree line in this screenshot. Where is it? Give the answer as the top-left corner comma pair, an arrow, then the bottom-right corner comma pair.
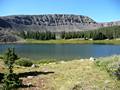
20,31 -> 56,40
19,26 -> 120,40
60,26 -> 120,40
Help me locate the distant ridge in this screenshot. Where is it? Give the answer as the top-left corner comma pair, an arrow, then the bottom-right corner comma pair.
0,14 -> 120,32
0,14 -> 120,42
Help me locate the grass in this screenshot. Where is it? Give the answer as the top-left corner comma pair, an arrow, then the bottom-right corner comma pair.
96,55 -> 120,77
14,58 -> 120,90
25,39 -> 120,45
1,56 -> 120,90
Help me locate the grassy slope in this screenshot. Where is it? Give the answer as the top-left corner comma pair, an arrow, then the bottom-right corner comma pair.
25,39 -> 120,44
13,59 -> 120,90
1,55 -> 120,90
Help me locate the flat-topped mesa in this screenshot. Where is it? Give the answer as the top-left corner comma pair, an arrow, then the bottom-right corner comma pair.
0,14 -> 100,33
1,14 -> 96,26
1,14 -> 120,33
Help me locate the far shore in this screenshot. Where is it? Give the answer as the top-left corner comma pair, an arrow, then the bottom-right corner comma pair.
14,39 -> 120,45
1,39 -> 120,45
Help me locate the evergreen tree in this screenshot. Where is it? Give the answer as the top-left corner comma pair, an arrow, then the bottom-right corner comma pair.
3,48 -> 22,90
93,32 -> 107,40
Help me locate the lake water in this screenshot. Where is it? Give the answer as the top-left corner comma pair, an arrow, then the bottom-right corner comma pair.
0,44 -> 120,60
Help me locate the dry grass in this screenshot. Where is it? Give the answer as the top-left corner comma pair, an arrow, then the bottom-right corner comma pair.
14,60 -> 120,90
0,59 -> 6,73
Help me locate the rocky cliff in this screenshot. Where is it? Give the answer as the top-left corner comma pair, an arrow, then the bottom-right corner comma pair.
0,14 -> 120,32
0,14 -> 98,32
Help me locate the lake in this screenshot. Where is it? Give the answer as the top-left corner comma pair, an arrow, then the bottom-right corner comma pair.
0,44 -> 120,60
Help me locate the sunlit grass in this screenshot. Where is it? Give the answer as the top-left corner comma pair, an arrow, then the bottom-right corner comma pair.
14,59 -> 120,90
1,56 -> 120,90
25,39 -> 120,45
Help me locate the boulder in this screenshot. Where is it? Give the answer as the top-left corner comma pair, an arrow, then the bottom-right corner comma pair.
27,76 -> 34,79
27,82 -> 32,87
31,64 -> 37,68
89,57 -> 95,61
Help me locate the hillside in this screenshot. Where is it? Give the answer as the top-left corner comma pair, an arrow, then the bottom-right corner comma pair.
0,14 -> 97,32
0,14 -> 120,42
1,56 -> 120,90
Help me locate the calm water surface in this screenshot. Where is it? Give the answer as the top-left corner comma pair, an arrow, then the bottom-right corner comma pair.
0,44 -> 120,60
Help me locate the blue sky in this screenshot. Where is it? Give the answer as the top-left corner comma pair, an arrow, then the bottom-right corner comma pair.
0,0 -> 120,22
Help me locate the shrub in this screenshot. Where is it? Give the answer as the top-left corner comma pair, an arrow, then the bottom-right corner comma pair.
37,59 -> 57,64
3,73 -> 22,90
93,32 -> 107,40
3,48 -> 22,90
72,84 -> 82,90
0,55 -> 3,59
15,58 -> 33,67
114,64 -> 120,80
95,56 -> 120,78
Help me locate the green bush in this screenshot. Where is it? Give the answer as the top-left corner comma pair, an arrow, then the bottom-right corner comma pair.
0,55 -> 3,59
72,84 -> 82,90
92,32 -> 107,40
37,59 -> 57,64
114,65 -> 120,80
3,48 -> 22,90
15,58 -> 33,67
95,56 -> 120,77
3,73 -> 22,90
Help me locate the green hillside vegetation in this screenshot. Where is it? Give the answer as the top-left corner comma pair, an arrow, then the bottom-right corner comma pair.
19,26 -> 120,40
19,31 -> 56,40
60,26 -> 120,40
25,39 -> 120,45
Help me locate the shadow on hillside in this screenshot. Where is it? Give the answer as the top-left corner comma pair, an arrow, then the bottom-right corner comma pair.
19,84 -> 35,89
0,73 -> 4,83
0,71 -> 54,89
0,71 -> 54,82
18,71 -> 54,78
18,71 -> 54,89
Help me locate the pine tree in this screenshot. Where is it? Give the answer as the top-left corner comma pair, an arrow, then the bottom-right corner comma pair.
3,48 -> 22,90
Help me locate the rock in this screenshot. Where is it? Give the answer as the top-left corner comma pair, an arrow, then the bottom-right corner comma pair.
27,76 -> 34,79
0,14 -> 98,35
0,18 -> 12,28
48,62 -> 56,65
49,63 -> 52,65
1,14 -> 120,34
43,63 -> 47,66
42,68 -> 49,72
0,33 -> 17,42
80,59 -> 84,61
60,61 -> 66,63
31,64 -> 36,68
27,82 -> 32,87
89,38 -> 93,40
0,14 -> 96,26
104,80 -> 111,84
89,57 -> 95,61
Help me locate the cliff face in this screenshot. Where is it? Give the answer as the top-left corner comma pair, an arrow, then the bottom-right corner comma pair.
0,14 -> 120,32
0,14 -> 120,42
0,14 -> 98,32
1,14 -> 96,25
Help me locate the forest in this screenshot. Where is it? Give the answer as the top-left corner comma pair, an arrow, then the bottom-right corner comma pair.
19,26 -> 120,40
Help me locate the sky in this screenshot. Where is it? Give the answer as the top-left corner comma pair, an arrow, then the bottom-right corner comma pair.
0,0 -> 120,22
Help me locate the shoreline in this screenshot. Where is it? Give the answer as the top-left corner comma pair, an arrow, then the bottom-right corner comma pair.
1,39 -> 120,45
